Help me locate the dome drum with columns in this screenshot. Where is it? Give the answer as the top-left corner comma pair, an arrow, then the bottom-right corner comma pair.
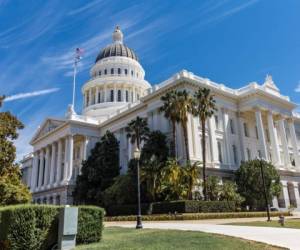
82,26 -> 151,121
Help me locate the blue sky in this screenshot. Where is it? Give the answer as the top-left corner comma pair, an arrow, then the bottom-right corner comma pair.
1,0 -> 299,160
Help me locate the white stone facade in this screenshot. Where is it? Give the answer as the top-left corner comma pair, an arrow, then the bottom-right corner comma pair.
21,27 -> 300,210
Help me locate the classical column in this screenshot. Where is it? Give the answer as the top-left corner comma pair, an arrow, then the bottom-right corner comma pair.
49,143 -> 56,187
114,85 -> 117,102
82,136 -> 89,161
38,150 -> 44,189
63,135 -> 74,182
43,146 -> 50,187
278,119 -> 290,168
267,112 -> 281,166
281,181 -> 290,208
133,88 -> 136,102
254,108 -> 269,161
104,86 -> 107,102
55,140 -> 62,185
288,118 -> 300,169
95,87 -> 99,104
222,109 -> 232,167
88,88 -> 92,105
30,152 -> 39,192
237,112 -> 246,161
293,182 -> 300,208
208,116 -> 219,164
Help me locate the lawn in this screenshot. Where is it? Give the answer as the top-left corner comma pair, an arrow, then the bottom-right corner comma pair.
76,227 -> 284,250
226,218 -> 300,229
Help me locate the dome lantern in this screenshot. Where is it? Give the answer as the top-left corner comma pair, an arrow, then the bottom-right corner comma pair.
112,26 -> 123,44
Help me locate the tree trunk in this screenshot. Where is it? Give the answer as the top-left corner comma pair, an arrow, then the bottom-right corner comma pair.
171,121 -> 176,158
201,118 -> 207,201
182,123 -> 190,162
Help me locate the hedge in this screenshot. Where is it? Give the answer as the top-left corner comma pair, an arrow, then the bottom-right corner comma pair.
105,211 -> 292,222
0,204 -> 104,250
106,200 -> 236,216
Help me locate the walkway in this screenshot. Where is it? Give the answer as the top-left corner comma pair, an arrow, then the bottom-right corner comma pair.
109,221 -> 300,250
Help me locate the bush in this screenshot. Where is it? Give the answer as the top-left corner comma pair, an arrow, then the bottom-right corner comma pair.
76,206 -> 105,244
106,203 -> 152,216
0,205 -> 104,250
105,211 -> 292,222
152,200 -> 236,214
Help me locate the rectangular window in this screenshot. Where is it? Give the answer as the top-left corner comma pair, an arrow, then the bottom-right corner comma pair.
258,150 -> 262,159
230,119 -> 235,134
217,141 -> 223,163
110,90 -> 114,102
244,123 -> 249,137
215,115 -> 219,130
247,148 -> 251,160
126,91 -> 129,102
232,145 -> 238,164
255,126 -> 259,139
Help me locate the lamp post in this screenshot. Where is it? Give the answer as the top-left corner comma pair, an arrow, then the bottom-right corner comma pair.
260,159 -> 271,222
134,147 -> 143,229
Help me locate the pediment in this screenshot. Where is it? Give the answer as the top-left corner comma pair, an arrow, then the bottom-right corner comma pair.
30,118 -> 65,144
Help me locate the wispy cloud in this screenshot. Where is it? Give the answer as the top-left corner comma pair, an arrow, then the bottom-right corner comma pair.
295,82 -> 300,93
67,0 -> 104,16
4,88 -> 60,102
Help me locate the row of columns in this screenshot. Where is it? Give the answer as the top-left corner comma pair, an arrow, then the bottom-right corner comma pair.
84,85 -> 142,107
254,109 -> 300,169
277,181 -> 300,209
30,135 -> 89,192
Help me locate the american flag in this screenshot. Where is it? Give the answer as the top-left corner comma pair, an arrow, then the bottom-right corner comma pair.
75,47 -> 84,62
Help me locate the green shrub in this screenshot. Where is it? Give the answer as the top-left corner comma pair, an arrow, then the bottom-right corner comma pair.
105,211 -> 291,222
0,204 -> 104,250
76,206 -> 105,244
106,203 -> 152,216
0,204 -> 58,250
152,200 -> 236,214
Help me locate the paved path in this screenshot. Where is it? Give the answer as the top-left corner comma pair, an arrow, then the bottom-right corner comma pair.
111,222 -> 300,250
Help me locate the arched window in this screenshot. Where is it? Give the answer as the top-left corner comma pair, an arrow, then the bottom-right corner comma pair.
118,68 -> 121,74
104,69 -> 107,75
125,69 -> 128,75
126,90 -> 129,102
118,90 -> 122,102
111,68 -> 114,75
110,90 -> 114,102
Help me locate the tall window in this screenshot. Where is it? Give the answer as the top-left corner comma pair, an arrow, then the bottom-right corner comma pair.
99,70 -> 101,76
258,150 -> 262,159
137,94 -> 140,100
246,148 -> 251,160
243,123 -> 249,137
110,90 -> 114,102
131,70 -> 134,76
126,90 -> 129,102
215,115 -> 219,129
232,145 -> 238,164
118,68 -> 121,74
104,69 -> 107,75
125,69 -> 128,75
217,141 -> 223,163
98,92 -> 101,103
255,126 -> 259,139
230,119 -> 235,134
111,68 -> 114,75
131,92 -> 134,101
117,90 -> 122,102
86,94 -> 89,106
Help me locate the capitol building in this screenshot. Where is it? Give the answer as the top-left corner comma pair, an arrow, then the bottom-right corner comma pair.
21,26 -> 300,210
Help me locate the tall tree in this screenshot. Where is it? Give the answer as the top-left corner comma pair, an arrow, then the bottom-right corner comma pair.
235,159 -> 281,210
176,90 -> 193,161
73,130 -> 120,205
125,116 -> 149,150
192,87 -> 217,201
159,90 -> 179,158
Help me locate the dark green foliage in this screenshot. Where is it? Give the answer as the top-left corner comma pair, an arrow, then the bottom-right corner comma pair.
105,203 -> 152,216
151,200 -> 236,214
235,159 -> 282,209
0,205 -> 58,250
73,131 -> 120,205
76,206 -> 105,244
0,205 -> 104,250
125,116 -> 149,149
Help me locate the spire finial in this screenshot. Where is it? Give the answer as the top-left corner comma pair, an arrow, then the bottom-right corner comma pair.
112,25 -> 123,44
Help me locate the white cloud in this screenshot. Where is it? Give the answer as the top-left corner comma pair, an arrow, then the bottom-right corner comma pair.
295,82 -> 300,93
4,88 -> 60,102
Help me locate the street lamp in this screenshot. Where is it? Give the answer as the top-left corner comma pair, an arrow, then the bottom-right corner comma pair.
259,159 -> 271,222
134,147 -> 143,229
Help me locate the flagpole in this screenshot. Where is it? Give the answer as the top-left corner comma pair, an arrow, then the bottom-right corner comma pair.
72,56 -> 77,109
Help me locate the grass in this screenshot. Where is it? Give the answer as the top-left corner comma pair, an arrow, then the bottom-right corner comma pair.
226,218 -> 300,229
76,227 -> 285,250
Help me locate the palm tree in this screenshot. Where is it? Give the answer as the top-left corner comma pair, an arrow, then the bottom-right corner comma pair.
159,90 -> 179,158
175,90 -> 193,161
192,87 -> 217,201
125,116 -> 150,150
184,161 -> 201,200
